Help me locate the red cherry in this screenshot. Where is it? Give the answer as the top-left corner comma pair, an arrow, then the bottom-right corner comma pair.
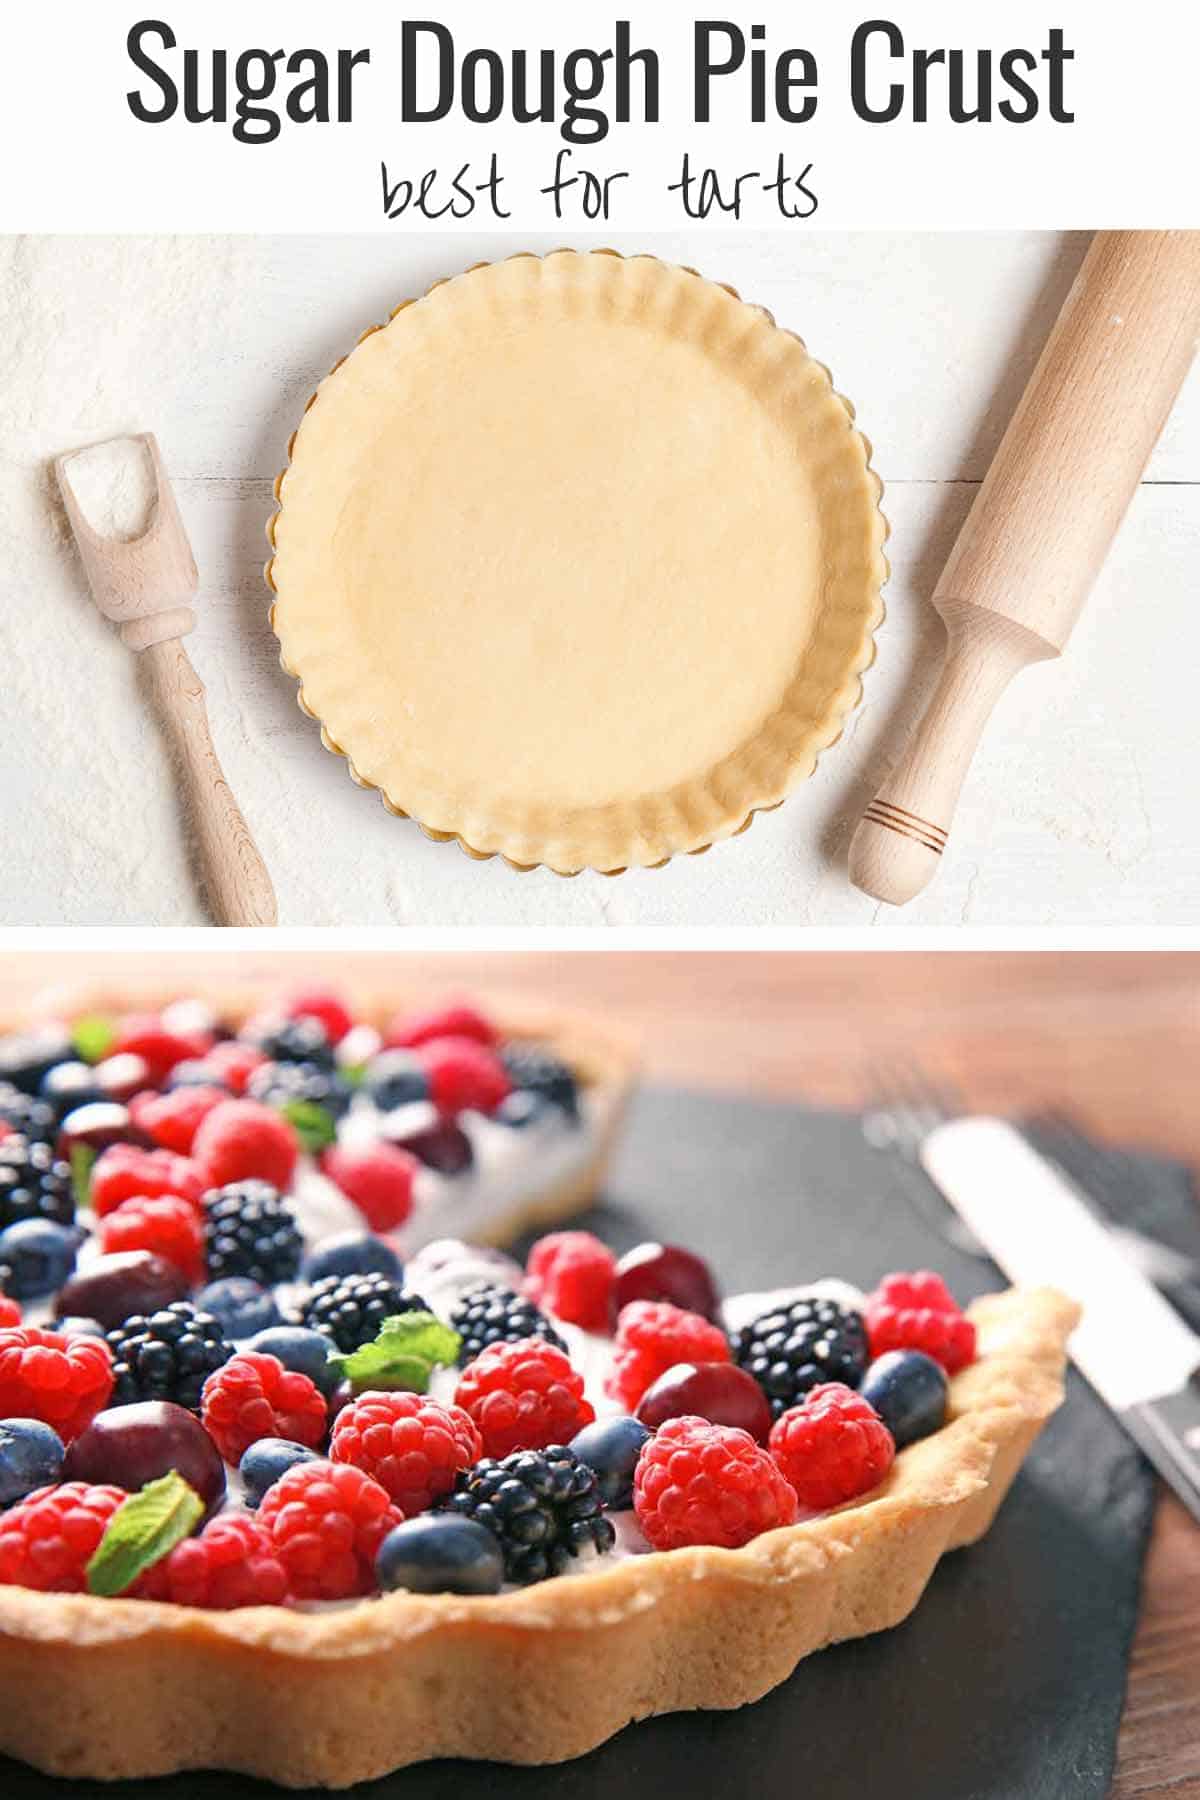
94,1053 -> 152,1103
63,1401 -> 226,1515
614,1244 -> 720,1321
56,1102 -> 152,1161
634,1361 -> 772,1443
54,1252 -> 190,1331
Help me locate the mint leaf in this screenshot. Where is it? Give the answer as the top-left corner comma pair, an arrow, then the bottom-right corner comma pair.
331,1312 -> 461,1394
86,1472 -> 204,1597
72,1015 -> 115,1065
281,1098 -> 336,1154
339,1062 -> 368,1088
70,1143 -> 98,1209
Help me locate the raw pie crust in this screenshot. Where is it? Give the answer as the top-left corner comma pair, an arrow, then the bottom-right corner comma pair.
0,1286 -> 1077,1787
267,250 -> 889,874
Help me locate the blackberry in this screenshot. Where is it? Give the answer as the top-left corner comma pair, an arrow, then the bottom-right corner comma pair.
440,1447 -> 615,1584
500,1043 -> 579,1119
203,1181 -> 303,1287
246,1018 -> 334,1071
0,1028 -> 74,1097
247,1060 -> 351,1120
0,1138 -> 75,1231
732,1294 -> 869,1419
0,1083 -> 56,1145
106,1301 -> 233,1411
451,1283 -> 566,1368
301,1272 -> 430,1353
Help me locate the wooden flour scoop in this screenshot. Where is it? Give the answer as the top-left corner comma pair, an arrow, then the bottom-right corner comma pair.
849,230 -> 1200,906
55,434 -> 278,927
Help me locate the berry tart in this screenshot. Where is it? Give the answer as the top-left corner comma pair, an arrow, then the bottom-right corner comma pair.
0,987 -> 633,1277
0,1063 -> 1078,1796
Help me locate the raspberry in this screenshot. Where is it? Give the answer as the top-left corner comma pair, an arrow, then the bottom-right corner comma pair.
0,1481 -> 126,1591
201,1041 -> 267,1096
454,1339 -> 594,1458
0,1296 -> 18,1328
606,1301 -> 730,1411
525,1232 -> 616,1331
258,1459 -> 401,1600
319,1143 -> 417,1232
769,1384 -> 896,1511
633,1416 -> 799,1551
192,1099 -> 299,1192
0,1327 -> 114,1441
90,1145 -> 206,1219
98,1194 -> 205,1285
111,1016 -> 205,1088
200,1351 -> 328,1465
330,1392 -> 482,1515
130,1086 -> 228,1156
864,1271 -> 976,1374
870,1270 -> 960,1315
283,987 -> 355,1047
386,1003 -> 498,1051
134,1513 -> 290,1609
419,1039 -> 511,1118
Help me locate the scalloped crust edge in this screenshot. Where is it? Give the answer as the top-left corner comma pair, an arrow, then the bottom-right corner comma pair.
264,247 -> 891,877
0,1286 -> 1078,1786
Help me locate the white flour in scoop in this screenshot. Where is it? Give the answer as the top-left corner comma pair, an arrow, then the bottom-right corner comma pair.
61,437 -> 157,543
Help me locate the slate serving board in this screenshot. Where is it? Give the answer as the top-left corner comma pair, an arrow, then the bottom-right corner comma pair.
3,1086 -> 1171,1800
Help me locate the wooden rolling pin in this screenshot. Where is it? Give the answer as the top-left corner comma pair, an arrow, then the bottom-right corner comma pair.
849,230 -> 1200,906
55,433 -> 278,927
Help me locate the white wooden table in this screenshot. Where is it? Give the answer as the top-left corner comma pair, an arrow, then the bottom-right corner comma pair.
2,231 -> 1196,926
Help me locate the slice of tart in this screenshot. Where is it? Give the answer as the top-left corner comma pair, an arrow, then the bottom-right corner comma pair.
267,249 -> 888,874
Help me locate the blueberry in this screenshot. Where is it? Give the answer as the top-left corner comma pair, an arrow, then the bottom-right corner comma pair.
859,1351 -> 948,1450
376,1515 -> 504,1596
364,1050 -> 429,1112
495,1090 -> 553,1130
246,1325 -> 340,1397
0,1219 -> 79,1299
0,1419 -> 65,1506
239,1437 -> 322,1509
0,1028 -> 75,1097
195,1277 -> 279,1340
167,1059 -> 230,1091
569,1415 -> 651,1509
55,1315 -> 108,1340
39,1061 -> 103,1120
302,1232 -> 403,1284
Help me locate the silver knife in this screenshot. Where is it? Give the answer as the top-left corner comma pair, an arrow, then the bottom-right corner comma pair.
920,1116 -> 1200,1524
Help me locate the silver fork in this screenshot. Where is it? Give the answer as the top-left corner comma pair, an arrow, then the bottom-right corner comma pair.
861,1061 -> 1200,1299
859,1059 -> 989,1257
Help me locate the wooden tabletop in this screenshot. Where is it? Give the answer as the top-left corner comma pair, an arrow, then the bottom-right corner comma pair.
2,948 -> 1197,1795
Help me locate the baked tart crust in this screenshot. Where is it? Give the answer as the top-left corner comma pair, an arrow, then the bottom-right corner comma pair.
0,1285 -> 1077,1787
267,250 -> 889,875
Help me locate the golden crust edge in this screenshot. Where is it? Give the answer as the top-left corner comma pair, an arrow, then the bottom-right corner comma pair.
0,1286 -> 1079,1786
264,246 -> 892,878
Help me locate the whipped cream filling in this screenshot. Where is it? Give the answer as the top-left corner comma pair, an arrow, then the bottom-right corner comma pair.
291,1083 -> 608,1256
